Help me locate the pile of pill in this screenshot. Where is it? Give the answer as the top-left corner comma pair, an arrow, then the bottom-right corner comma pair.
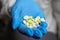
23,16 -> 45,28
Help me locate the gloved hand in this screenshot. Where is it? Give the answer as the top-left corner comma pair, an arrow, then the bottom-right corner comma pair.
11,0 -> 48,38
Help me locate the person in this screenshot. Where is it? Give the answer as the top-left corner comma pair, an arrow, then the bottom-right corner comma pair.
0,0 -> 57,40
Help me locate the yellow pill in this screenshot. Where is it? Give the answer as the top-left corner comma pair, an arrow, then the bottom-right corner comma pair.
28,23 -> 33,27
28,16 -> 33,19
37,19 -> 41,24
27,20 -> 34,25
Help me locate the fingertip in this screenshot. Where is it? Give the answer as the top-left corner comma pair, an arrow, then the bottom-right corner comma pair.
40,22 -> 48,28
40,28 -> 47,35
34,29 -> 43,38
27,28 -> 34,37
12,20 -> 19,30
12,23 -> 18,30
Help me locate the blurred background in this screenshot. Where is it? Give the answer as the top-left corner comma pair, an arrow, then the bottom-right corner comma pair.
0,0 -> 60,40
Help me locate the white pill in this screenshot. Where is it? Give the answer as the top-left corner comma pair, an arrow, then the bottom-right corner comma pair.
41,18 -> 46,22
23,16 -> 28,20
36,16 -> 40,19
23,20 -> 27,25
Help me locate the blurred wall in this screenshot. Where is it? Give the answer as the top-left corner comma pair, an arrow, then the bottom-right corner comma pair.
52,0 -> 60,40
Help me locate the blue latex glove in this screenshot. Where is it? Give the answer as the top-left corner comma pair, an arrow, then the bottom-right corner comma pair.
11,0 -> 48,38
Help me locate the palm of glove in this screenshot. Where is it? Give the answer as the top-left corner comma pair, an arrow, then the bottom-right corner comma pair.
11,0 -> 48,38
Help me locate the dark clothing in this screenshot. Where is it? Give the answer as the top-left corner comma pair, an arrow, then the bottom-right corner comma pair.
11,30 -> 57,40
